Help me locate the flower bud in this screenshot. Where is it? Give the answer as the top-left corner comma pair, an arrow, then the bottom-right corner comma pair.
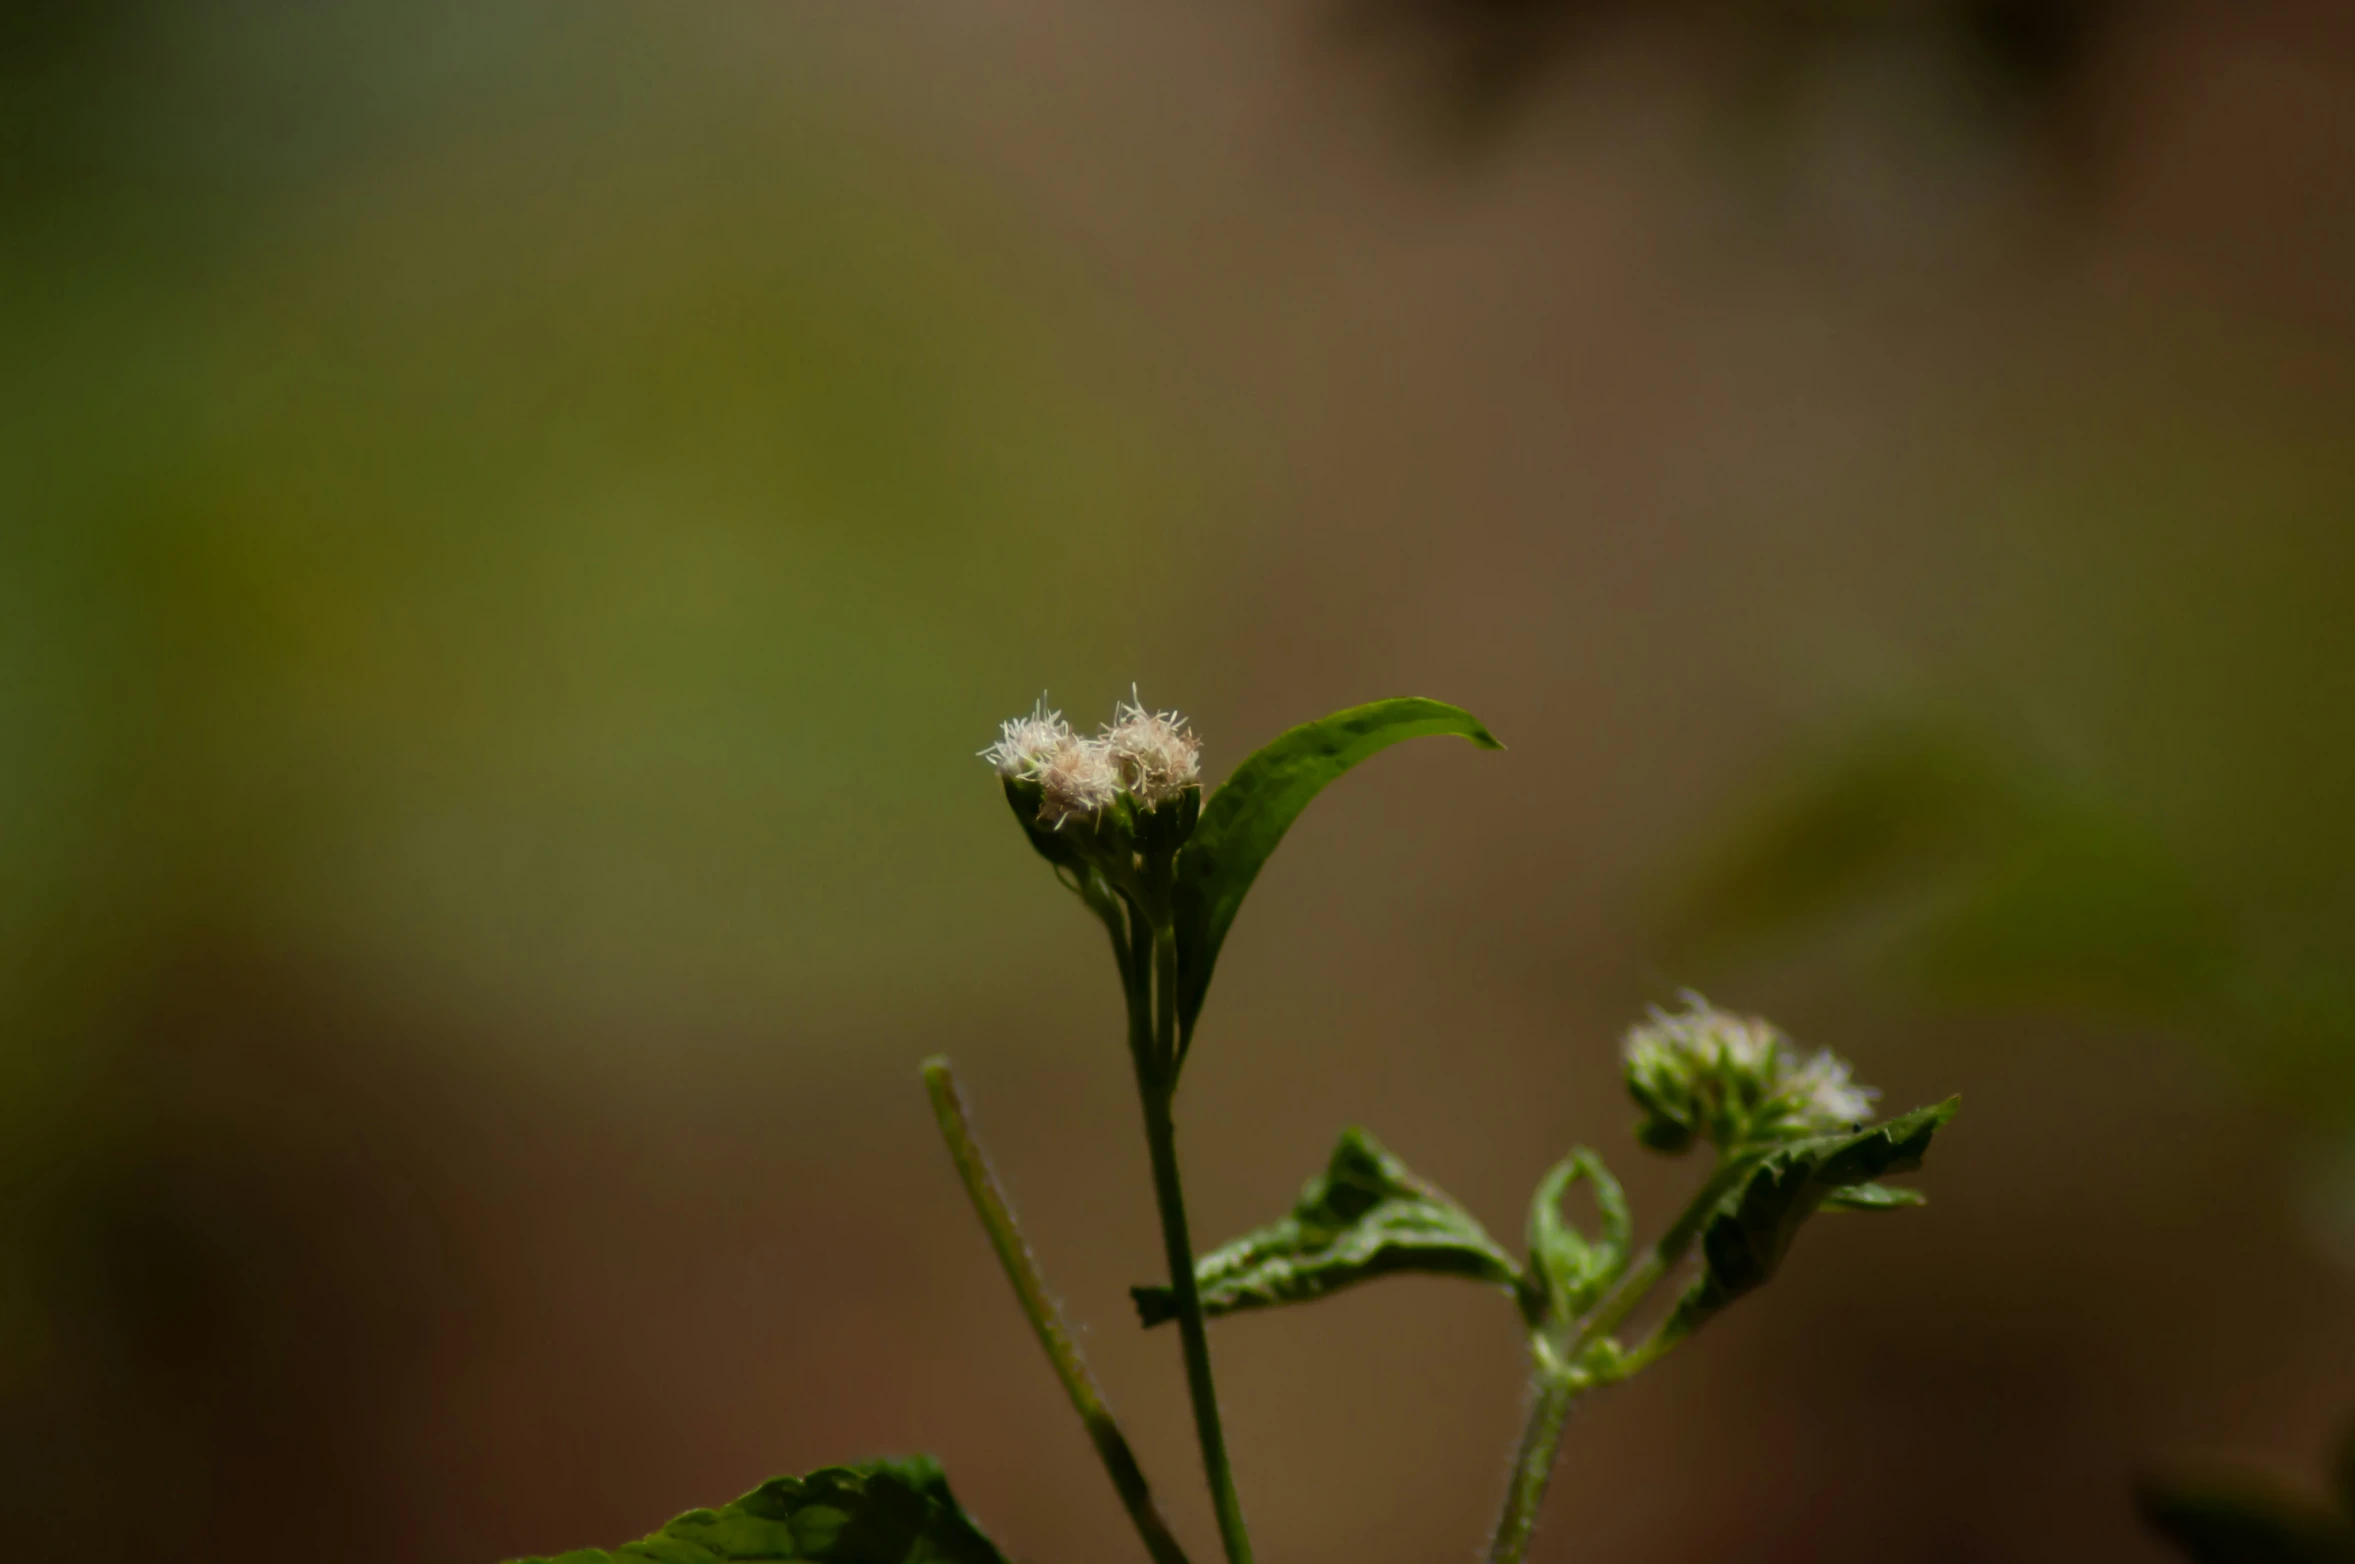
1035,734 -> 1121,828
985,692 -> 1203,904
1103,695 -> 1202,810
981,700 -> 1072,780
1622,999 -> 1778,1152
1620,995 -> 1879,1152
1779,1049 -> 1877,1132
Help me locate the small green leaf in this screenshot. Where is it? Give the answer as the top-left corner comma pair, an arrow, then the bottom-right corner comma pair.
1820,1181 -> 1927,1211
1662,1098 -> 1957,1340
2135,1473 -> 2355,1564
506,1455 -> 1013,1564
1131,1127 -> 1518,1327
1171,698 -> 1501,1050
1522,1149 -> 1630,1328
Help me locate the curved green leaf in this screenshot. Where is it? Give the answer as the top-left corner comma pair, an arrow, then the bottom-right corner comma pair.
1131,1127 -> 1518,1327
1171,698 -> 1501,1048
1661,1098 -> 1957,1342
1522,1149 -> 1630,1329
507,1455 -> 1012,1564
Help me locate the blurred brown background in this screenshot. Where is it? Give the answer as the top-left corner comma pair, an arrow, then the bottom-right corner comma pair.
6,2 -> 2354,1560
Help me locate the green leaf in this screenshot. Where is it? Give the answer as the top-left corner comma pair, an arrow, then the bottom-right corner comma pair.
1170,698 -> 1501,1049
1820,1181 -> 1927,1211
1522,1148 -> 1630,1328
1131,1126 -> 1518,1327
2135,1474 -> 2355,1564
506,1455 -> 1014,1564
1661,1098 -> 1957,1340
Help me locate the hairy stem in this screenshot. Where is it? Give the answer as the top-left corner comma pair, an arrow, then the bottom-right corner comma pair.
1485,1151 -> 1756,1564
1137,926 -> 1254,1564
1486,1369 -> 1579,1564
923,1057 -> 1192,1564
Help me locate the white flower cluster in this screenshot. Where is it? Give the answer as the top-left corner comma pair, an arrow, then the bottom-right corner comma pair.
1103,695 -> 1202,805
983,692 -> 1202,827
1779,1049 -> 1875,1129
1622,995 -> 1880,1146
1622,1001 -> 1782,1085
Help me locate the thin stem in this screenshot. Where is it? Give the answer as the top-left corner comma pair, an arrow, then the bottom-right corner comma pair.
1138,1071 -> 1252,1564
1485,1369 -> 1579,1564
1483,1151 -> 1757,1564
1123,900 -> 1157,1066
923,1057 -> 1193,1564
1567,1153 -> 1753,1356
1603,1326 -> 1681,1382
1082,874 -> 1133,976
1138,925 -> 1254,1564
1155,925 -> 1180,1080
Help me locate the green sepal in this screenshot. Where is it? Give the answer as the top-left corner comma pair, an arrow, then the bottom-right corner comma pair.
1003,777 -> 1151,939
1135,783 -> 1202,865
1660,1097 -> 1958,1341
1519,1148 -> 1630,1331
505,1455 -> 1012,1564
1170,698 -> 1500,1053
1634,1113 -> 1696,1156
1820,1181 -> 1927,1211
1624,1072 -> 1688,1151
1004,776 -> 1088,877
1130,1126 -> 1519,1327
2134,1471 -> 2355,1564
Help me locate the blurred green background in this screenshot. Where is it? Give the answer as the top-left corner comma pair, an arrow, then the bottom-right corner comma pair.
6,2 -> 2353,1559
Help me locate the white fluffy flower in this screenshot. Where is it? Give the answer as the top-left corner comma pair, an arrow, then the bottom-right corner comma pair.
1712,1013 -> 1782,1075
1784,1050 -> 1878,1130
1622,997 -> 1783,1079
1035,734 -> 1121,827
1103,693 -> 1202,807
982,700 -> 1071,779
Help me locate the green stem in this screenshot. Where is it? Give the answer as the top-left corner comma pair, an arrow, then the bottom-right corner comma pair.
1155,926 -> 1180,1079
1485,1368 -> 1579,1564
1484,1151 -> 1757,1564
923,1057 -> 1193,1564
1568,1153 -> 1753,1355
1603,1327 -> 1680,1382
1137,926 -> 1254,1564
1123,900 -> 1157,1065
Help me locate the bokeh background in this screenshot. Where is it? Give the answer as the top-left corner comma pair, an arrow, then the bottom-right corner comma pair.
7,2 -> 2354,1559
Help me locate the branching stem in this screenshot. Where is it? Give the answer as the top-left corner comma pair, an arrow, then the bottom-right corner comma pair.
1484,1152 -> 1755,1564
